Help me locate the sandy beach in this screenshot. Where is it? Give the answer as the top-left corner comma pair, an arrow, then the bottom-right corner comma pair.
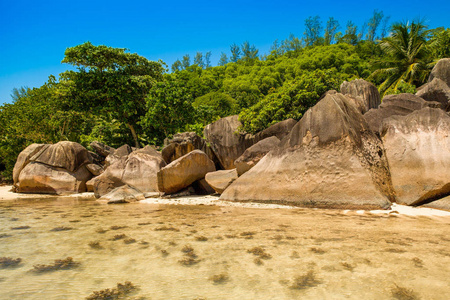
2,185 -> 450,217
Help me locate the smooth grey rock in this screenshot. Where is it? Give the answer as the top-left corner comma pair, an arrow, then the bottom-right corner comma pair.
340,79 -> 381,114
381,107 -> 450,206
235,136 -> 280,176
204,115 -> 254,170
98,185 -> 145,204
157,150 -> 216,194
221,92 -> 394,209
205,169 -> 238,194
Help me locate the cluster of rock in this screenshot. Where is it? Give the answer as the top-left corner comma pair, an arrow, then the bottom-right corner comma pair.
12,59 -> 450,209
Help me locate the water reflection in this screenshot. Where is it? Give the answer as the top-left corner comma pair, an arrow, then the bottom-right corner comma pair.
0,198 -> 449,299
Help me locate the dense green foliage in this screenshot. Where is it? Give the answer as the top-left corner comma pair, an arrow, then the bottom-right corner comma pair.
0,15 -> 448,180
59,42 -> 165,147
369,21 -> 433,95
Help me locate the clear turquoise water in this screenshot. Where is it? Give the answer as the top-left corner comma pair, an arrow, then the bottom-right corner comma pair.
1,198 -> 449,299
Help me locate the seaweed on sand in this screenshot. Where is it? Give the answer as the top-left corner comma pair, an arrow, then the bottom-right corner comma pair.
111,234 -> 127,241
88,241 -> 103,249
155,226 -> 180,232
31,257 -> 79,273
0,257 -> 22,268
85,281 -> 138,300
179,245 -> 200,266
110,225 -> 127,230
209,273 -> 229,284
247,247 -> 272,259
290,270 -> 321,290
309,247 -> 326,254
11,226 -> 30,230
124,238 -> 136,244
50,226 -> 73,232
391,284 -> 420,300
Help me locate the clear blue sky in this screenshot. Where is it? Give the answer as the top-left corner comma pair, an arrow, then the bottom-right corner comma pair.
1,0 -> 449,104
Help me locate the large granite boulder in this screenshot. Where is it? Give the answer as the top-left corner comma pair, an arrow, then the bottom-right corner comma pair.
157,150 -> 216,194
162,132 -> 220,168
429,58 -> 450,86
17,162 -> 92,194
381,107 -> 450,206
114,144 -> 133,157
90,141 -> 115,158
104,144 -> 133,167
162,142 -> 195,164
364,93 -> 440,133
98,185 -> 145,204
423,195 -> 450,211
93,146 -> 166,198
340,79 -> 381,114
14,141 -> 93,194
203,115 -> 255,170
416,78 -> 450,111
12,143 -> 47,189
221,91 -> 395,209
30,141 -> 92,172
254,118 -> 297,143
234,136 -> 280,176
86,164 -> 104,176
205,169 -> 238,194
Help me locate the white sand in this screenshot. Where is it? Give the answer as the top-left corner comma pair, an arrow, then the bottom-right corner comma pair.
0,185 -> 95,200
2,185 -> 449,216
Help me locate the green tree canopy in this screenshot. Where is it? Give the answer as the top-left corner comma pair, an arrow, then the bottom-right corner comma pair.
370,20 -> 432,95
60,42 -> 164,147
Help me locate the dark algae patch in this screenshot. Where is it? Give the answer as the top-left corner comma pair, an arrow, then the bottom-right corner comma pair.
31,257 -> 79,273
391,284 -> 420,300
86,281 -> 138,300
0,257 -> 22,268
289,270 -> 321,290
50,226 -> 73,231
11,225 -> 31,230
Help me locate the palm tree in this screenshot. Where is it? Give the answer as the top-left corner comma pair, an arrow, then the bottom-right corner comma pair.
370,20 -> 432,96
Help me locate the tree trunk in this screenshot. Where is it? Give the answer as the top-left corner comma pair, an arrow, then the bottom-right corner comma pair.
127,123 -> 141,149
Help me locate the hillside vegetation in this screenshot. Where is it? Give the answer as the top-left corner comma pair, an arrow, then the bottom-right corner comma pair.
1,13 -> 449,180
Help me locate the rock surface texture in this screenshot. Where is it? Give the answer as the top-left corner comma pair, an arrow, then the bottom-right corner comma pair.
428,58 -> 450,86
416,78 -> 450,111
381,108 -> 450,206
340,79 -> 381,114
203,115 -> 255,170
161,132 -> 219,166
205,169 -> 238,194
157,150 -> 216,194
234,136 -> 280,176
253,118 -> 297,143
93,146 -> 166,198
98,185 -> 145,204
221,92 -> 395,209
90,141 -> 115,158
424,195 -> 450,210
364,93 -> 440,133
12,143 -> 46,189
15,141 -> 93,194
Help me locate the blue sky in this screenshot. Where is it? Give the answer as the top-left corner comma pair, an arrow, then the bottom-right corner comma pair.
1,0 -> 449,104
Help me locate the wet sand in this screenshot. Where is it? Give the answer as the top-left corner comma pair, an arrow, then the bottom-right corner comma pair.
1,192 -> 450,299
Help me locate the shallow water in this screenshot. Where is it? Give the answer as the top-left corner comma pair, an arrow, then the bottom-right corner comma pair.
1,198 -> 449,299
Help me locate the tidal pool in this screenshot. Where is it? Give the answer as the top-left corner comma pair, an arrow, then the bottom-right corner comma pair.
0,197 -> 449,299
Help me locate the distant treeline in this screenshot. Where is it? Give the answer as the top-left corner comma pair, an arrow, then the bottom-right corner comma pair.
0,11 -> 449,180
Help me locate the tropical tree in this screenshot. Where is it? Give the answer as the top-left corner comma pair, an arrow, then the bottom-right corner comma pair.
60,42 -> 164,148
428,27 -> 450,59
141,75 -> 195,144
370,20 -> 432,95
